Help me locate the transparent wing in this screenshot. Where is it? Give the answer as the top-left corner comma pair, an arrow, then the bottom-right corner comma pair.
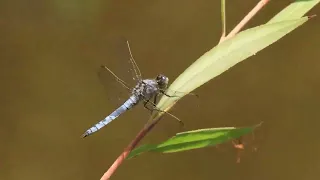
97,40 -> 143,105
97,65 -> 132,106
126,40 -> 142,81
99,65 -> 131,91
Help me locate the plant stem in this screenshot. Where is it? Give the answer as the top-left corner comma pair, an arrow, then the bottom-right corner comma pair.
100,116 -> 162,180
220,0 -> 226,41
220,0 -> 270,42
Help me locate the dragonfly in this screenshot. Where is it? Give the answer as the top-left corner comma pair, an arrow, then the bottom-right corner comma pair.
82,41 -> 181,138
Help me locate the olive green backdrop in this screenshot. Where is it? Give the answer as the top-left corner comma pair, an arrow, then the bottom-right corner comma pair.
1,1 -> 319,180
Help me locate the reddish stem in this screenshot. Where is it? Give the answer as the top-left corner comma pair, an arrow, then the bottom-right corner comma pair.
100,117 -> 161,180
220,0 -> 270,42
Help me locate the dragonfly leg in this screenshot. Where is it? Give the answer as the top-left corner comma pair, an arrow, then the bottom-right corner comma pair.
160,90 -> 179,98
153,94 -> 158,106
143,99 -> 154,113
160,89 -> 199,98
152,108 -> 184,126
147,95 -> 158,114
143,98 -> 184,126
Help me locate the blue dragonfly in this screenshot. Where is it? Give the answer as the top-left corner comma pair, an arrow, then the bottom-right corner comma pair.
82,41 -> 181,138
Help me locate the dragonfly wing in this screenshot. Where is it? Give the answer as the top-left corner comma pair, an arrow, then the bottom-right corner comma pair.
97,65 -> 134,104
126,40 -> 143,81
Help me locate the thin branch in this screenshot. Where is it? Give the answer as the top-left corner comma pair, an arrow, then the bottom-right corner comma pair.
220,0 -> 270,42
100,116 -> 163,180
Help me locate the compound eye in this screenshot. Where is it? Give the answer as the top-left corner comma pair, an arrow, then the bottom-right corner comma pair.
157,74 -> 169,85
156,75 -> 163,81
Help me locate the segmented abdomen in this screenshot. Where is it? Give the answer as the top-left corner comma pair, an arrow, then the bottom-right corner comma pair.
82,95 -> 140,138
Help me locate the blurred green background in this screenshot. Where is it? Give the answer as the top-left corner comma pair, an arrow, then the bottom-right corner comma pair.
1,0 -> 320,179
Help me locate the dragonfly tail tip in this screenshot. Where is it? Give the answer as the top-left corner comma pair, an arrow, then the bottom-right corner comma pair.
81,132 -> 89,138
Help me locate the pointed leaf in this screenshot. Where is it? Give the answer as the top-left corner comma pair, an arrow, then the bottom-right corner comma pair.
268,0 -> 319,24
156,17 -> 309,113
128,124 -> 259,159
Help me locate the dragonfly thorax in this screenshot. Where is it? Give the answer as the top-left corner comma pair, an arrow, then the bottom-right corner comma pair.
132,79 -> 156,99
132,74 -> 168,101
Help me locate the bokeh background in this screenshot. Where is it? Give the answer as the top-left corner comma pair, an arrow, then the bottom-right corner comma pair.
1,0 -> 320,180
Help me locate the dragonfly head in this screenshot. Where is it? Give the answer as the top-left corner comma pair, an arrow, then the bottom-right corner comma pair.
156,74 -> 169,88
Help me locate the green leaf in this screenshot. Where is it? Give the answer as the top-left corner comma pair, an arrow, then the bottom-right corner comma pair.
126,144 -> 156,159
156,17 -> 309,114
268,0 -> 319,24
127,124 -> 259,159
